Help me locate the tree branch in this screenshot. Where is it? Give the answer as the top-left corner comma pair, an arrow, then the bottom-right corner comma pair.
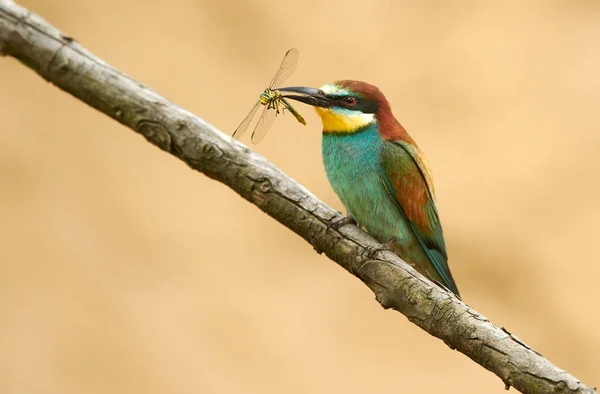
0,1 -> 595,393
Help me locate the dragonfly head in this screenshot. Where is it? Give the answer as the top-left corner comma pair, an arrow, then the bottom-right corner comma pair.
259,88 -> 280,106
259,92 -> 270,105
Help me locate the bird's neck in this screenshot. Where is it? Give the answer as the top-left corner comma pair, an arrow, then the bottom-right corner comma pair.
376,107 -> 416,145
322,123 -> 382,169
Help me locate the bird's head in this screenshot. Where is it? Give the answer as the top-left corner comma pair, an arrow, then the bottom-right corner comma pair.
279,80 -> 397,134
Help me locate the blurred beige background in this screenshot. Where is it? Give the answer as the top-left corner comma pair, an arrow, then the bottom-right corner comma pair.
1,0 -> 599,393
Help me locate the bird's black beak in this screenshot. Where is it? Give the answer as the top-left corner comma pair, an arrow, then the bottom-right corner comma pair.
278,86 -> 331,108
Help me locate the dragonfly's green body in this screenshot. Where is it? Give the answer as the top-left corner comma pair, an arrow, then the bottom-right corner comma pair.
280,97 -> 306,125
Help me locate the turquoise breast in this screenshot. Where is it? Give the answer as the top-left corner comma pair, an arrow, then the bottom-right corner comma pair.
321,126 -> 410,244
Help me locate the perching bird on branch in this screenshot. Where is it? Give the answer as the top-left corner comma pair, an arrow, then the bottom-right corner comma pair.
279,81 -> 460,297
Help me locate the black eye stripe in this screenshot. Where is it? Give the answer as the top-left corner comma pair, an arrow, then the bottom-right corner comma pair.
356,102 -> 379,114
326,94 -> 379,113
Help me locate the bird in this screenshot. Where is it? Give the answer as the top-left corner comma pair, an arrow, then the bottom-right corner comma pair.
278,81 -> 460,297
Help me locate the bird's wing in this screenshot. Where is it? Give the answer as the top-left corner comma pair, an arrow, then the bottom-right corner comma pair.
380,139 -> 460,296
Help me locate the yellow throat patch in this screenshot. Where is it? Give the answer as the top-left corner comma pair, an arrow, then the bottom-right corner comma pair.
315,107 -> 375,133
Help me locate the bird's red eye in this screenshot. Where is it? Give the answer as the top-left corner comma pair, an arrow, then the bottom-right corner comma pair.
345,96 -> 357,105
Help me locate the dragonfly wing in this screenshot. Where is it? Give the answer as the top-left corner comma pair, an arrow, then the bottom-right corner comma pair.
269,48 -> 299,89
251,106 -> 277,144
232,100 -> 261,141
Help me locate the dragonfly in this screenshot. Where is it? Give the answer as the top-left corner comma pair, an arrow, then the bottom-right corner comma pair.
232,48 -> 306,144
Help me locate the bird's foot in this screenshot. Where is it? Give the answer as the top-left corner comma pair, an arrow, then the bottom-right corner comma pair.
362,238 -> 397,259
326,215 -> 356,231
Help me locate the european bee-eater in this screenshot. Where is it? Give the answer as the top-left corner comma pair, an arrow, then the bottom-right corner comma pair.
279,81 -> 460,297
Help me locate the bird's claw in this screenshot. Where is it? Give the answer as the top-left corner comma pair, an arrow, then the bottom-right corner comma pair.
326,215 -> 356,231
362,238 -> 396,259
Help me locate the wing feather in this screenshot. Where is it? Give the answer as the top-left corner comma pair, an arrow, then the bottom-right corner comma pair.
381,140 -> 460,296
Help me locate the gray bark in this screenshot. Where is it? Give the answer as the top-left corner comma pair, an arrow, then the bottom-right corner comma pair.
0,1 -> 595,393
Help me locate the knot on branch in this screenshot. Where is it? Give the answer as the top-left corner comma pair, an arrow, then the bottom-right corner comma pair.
137,120 -> 172,152
259,179 -> 272,193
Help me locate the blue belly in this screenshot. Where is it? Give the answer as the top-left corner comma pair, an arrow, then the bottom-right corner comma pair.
321,127 -> 411,244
